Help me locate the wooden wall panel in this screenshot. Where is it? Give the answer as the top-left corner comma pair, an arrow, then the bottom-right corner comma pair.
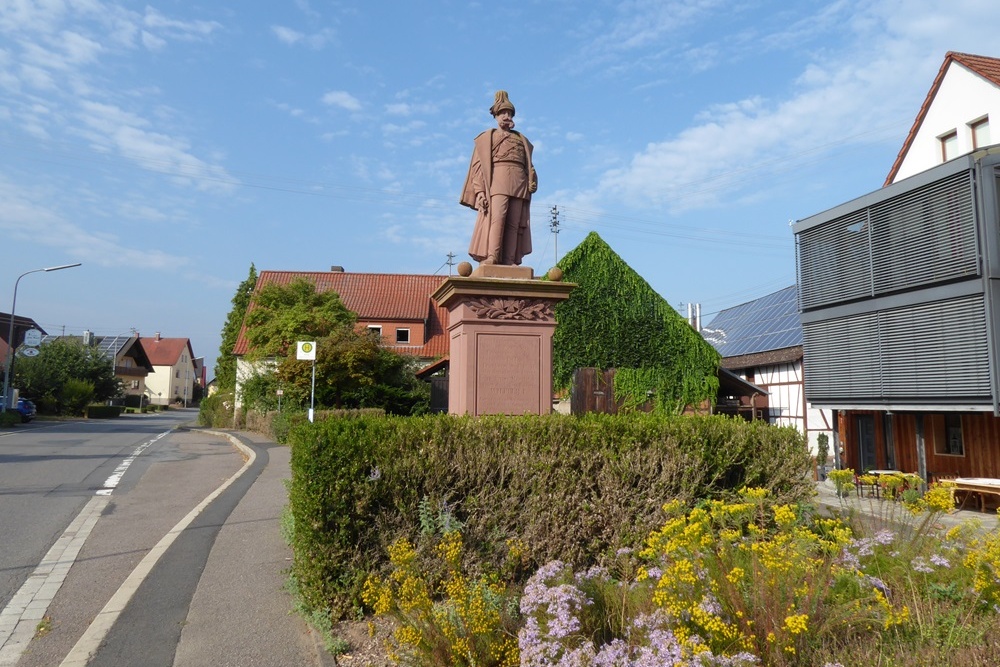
840,410 -> 1000,480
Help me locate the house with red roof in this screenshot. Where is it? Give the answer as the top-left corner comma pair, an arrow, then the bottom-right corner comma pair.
231,268 -> 449,406
886,51 -> 999,185
141,333 -> 197,406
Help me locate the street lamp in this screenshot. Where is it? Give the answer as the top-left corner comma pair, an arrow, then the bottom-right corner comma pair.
2,263 -> 82,412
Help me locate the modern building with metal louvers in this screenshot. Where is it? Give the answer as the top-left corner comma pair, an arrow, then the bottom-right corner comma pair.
793,147 -> 1000,415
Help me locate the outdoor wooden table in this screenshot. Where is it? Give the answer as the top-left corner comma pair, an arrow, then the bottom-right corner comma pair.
951,478 -> 1000,512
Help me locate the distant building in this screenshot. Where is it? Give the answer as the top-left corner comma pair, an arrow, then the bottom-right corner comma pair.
141,333 -> 197,406
701,286 -> 834,454
36,331 -> 153,405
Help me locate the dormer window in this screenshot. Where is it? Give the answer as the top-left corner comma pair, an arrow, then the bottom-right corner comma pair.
970,117 -> 990,149
940,130 -> 958,161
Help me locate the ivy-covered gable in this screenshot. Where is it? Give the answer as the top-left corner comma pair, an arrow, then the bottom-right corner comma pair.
553,232 -> 720,413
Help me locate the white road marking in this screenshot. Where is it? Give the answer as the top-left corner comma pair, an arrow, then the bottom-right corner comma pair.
58,431 -> 254,667
0,429 -> 170,666
96,431 -> 168,496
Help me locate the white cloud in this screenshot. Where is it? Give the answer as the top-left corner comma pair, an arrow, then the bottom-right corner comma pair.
271,24 -> 333,49
322,90 -> 362,111
142,7 -> 220,40
75,100 -> 237,193
0,178 -> 189,270
272,25 -> 303,45
141,30 -> 167,51
592,0 -> 1000,213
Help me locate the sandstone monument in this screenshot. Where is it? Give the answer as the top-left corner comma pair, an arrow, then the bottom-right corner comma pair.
434,91 -> 573,416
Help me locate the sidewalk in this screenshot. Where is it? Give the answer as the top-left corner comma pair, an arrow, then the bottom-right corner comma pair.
813,477 -> 1000,533
173,431 -> 334,667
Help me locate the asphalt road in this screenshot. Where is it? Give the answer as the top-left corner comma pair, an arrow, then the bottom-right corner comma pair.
0,410 -> 310,667
0,411 -> 196,615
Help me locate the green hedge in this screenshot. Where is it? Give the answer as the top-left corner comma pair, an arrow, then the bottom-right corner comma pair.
86,404 -> 123,419
287,412 -> 811,619
245,407 -> 384,443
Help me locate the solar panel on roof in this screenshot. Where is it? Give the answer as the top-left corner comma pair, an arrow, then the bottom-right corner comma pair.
702,285 -> 802,357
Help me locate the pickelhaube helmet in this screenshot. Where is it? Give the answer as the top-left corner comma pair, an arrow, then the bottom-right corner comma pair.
490,90 -> 515,117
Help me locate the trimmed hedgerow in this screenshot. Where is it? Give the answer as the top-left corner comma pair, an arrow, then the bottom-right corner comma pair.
287,412 -> 810,620
85,404 -> 123,419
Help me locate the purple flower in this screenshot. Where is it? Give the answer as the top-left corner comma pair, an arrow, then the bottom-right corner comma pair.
910,557 -> 933,574
874,529 -> 896,545
930,553 -> 950,568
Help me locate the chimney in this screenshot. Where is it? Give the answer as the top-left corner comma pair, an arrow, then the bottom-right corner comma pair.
83,329 -> 93,346
154,332 -> 161,341
330,266 -> 345,272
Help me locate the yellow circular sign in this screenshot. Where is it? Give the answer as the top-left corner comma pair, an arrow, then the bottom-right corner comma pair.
301,342 -> 313,353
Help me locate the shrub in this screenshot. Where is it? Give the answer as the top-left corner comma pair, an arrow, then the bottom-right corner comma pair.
197,392 -> 233,427
86,404 -> 122,419
0,411 -> 20,428
61,378 -> 96,415
287,412 -> 811,620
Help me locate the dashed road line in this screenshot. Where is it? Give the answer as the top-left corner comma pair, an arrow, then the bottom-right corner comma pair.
0,429 -> 172,667
58,432 -> 254,667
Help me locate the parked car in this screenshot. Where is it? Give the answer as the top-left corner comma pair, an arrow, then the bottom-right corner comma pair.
15,398 -> 36,423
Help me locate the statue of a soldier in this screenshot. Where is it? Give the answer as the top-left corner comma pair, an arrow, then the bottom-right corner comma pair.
460,91 -> 537,266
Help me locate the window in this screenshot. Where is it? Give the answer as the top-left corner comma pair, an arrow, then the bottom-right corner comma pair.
175,370 -> 180,378
396,328 -> 410,344
933,414 -> 965,456
367,325 -> 382,337
971,117 -> 990,149
940,130 -> 958,161
130,380 -> 139,389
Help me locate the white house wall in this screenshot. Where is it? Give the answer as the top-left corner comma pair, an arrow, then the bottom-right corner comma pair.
146,357 -> 197,405
743,360 -> 833,456
892,63 -> 1000,182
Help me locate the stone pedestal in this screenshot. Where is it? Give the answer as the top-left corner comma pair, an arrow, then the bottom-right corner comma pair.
432,269 -> 574,416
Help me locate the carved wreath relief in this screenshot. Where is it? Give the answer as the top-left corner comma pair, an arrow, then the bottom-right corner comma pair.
467,297 -> 553,321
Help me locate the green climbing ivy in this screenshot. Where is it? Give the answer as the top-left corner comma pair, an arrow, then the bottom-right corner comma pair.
553,232 -> 720,414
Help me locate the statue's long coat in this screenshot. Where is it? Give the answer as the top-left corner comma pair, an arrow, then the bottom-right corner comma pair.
459,129 -> 535,264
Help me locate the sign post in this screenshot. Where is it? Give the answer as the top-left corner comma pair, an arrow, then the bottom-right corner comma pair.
296,341 -> 317,422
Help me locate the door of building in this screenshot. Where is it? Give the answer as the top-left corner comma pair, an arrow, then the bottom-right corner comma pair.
857,414 -> 877,471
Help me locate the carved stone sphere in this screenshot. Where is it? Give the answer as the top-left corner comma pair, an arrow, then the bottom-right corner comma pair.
457,261 -> 473,277
547,267 -> 564,282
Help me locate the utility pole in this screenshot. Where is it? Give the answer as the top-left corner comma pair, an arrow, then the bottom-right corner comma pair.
446,252 -> 456,276
549,205 -> 561,262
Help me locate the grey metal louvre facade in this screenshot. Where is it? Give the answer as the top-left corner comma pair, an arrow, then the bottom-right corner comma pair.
793,149 -> 1000,413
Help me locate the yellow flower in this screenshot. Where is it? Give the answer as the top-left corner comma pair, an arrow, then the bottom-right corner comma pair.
783,613 -> 808,635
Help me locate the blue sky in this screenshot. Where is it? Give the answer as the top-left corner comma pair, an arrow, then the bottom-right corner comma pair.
2,0 -> 999,377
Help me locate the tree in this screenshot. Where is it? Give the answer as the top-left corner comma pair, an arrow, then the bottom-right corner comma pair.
275,328 -> 429,414
553,232 -> 720,413
15,339 -> 121,414
239,277 -> 428,415
243,277 -> 355,360
214,263 -> 257,392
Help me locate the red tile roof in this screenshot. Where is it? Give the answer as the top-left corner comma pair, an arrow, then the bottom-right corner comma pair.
885,52 -> 1000,186
140,336 -> 195,367
232,271 -> 450,359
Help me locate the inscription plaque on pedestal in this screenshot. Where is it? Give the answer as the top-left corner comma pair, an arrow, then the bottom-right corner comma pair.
476,334 -> 540,414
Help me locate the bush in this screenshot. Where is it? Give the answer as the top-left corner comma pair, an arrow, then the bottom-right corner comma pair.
198,392 -> 233,427
86,404 -> 122,419
245,407 -> 384,443
61,378 -> 96,416
0,411 -> 20,428
287,412 -> 811,620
